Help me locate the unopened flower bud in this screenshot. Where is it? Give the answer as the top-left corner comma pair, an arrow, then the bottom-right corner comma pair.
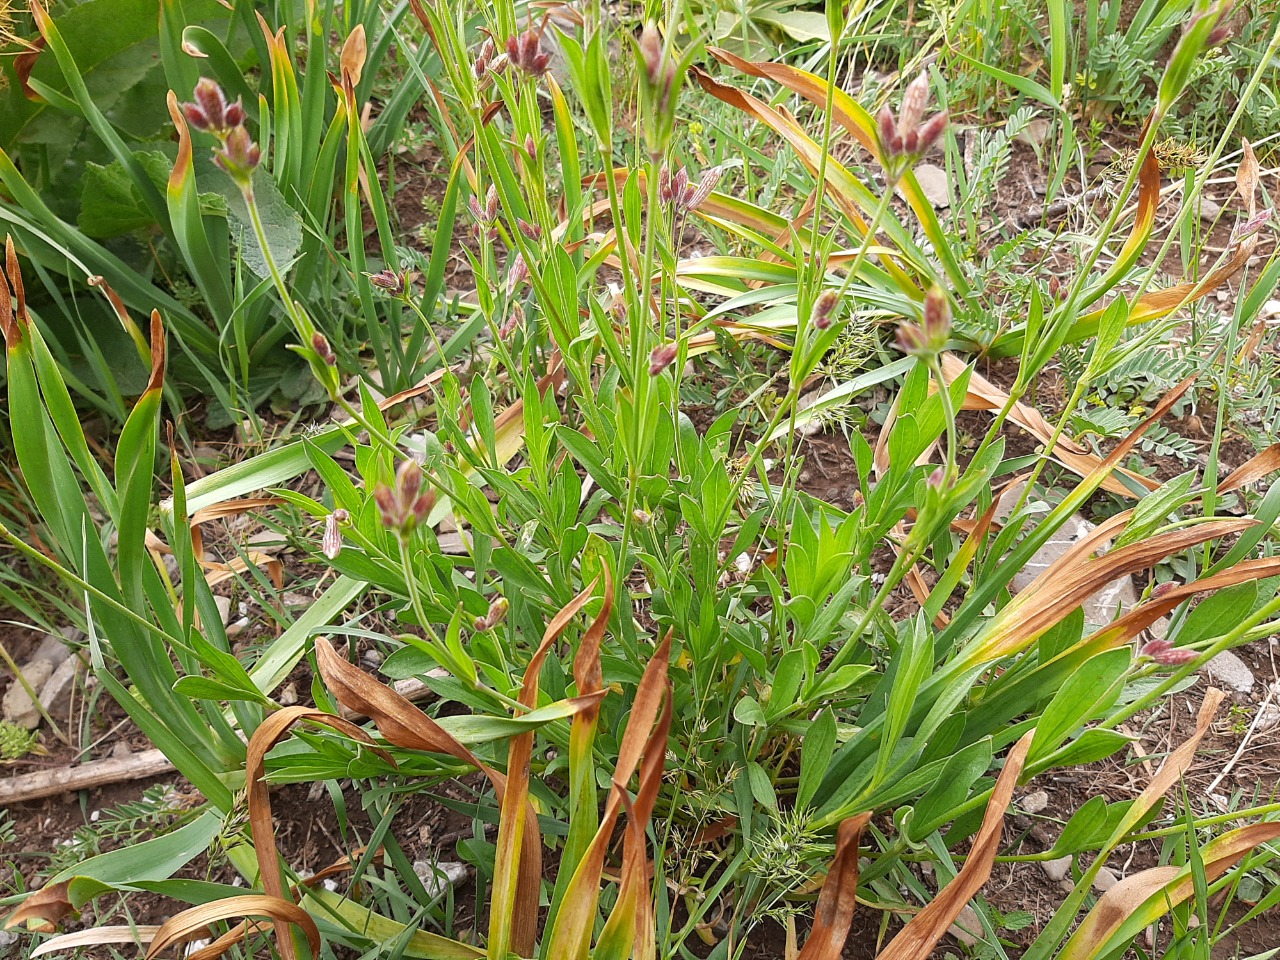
926,466 -> 946,490
517,218 -> 542,241
368,269 -> 406,296
812,290 -> 839,330
505,253 -> 528,294
639,23 -> 663,84
1150,581 -> 1179,600
506,27 -> 551,77
899,73 -> 930,135
312,332 -> 336,365
1139,638 -> 1198,665
475,596 -> 509,631
649,341 -> 679,375
475,38 -> 496,78
485,184 -> 499,221
375,460 -> 435,536
632,508 -> 652,524
214,125 -> 261,180
322,509 -> 348,560
524,134 -> 537,160
923,284 -> 951,342
192,77 -> 228,131
658,163 -> 674,204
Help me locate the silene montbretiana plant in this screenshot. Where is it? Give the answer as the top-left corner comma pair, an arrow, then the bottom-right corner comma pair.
3,0 -> 1280,959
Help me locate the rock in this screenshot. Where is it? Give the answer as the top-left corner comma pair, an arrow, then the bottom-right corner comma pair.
412,860 -> 468,900
1093,867 -> 1120,892
279,682 -> 298,707
3,660 -> 54,729
111,740 -> 132,760
39,656 -> 82,720
1022,789 -> 1049,814
362,649 -> 384,667
1198,196 -> 1223,223
1042,855 -> 1073,882
1015,119 -> 1050,149
0,929 -> 17,949
947,904 -> 982,946
213,595 -> 233,626
1206,650 -> 1254,693
437,530 -> 473,555
1256,703 -> 1280,730
1261,299 -> 1280,322
910,163 -> 951,209
994,484 -> 1138,626
33,632 -> 75,666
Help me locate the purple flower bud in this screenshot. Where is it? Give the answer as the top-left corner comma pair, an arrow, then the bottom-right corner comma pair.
193,77 -> 228,131
682,166 -> 721,211
368,269 -> 406,296
926,466 -> 946,490
468,195 -> 485,222
224,100 -> 246,128
182,102 -> 212,132
376,460 -> 435,535
923,284 -> 952,343
505,253 -> 528,294
506,27 -> 551,77
312,332 -> 336,365
475,596 -> 509,631
323,511 -> 346,560
499,302 -> 525,338
396,458 -> 423,504
485,184 -> 499,221
1139,639 -> 1198,666
1150,581 -> 1180,600
877,107 -> 898,157
639,23 -> 664,84
213,125 -> 261,180
899,73 -> 931,135
916,111 -> 949,153
524,134 -> 537,160
517,218 -> 542,241
649,341 -> 679,376
658,163 -> 674,204
812,290 -> 839,330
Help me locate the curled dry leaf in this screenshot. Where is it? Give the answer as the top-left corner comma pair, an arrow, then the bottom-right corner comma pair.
1057,821 -> 1280,960
30,925 -> 162,958
875,731 -> 1034,960
3,881 -> 72,932
795,812 -> 873,960
245,707 -> 393,960
143,895 -> 319,960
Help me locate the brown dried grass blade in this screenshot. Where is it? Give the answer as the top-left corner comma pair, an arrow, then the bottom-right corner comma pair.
876,731 -> 1034,960
490,577 -> 604,958
1220,442 -> 1280,492
545,631 -> 674,960
245,707 -> 392,960
795,812 -> 873,960
30,926 -> 161,957
143,895 -> 319,960
1058,821 -> 1280,960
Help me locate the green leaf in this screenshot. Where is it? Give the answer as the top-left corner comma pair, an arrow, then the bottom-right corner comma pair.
48,812 -> 222,886
745,760 -> 778,809
733,695 -> 766,727
797,708 -> 837,810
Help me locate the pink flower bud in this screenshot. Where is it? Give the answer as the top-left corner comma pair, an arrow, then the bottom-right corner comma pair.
506,27 -> 551,77
223,100 -> 246,128
899,73 -> 931,135
639,23 -> 663,84
312,332 -> 336,365
485,184 -> 499,221
193,77 -> 228,131
649,341 -> 679,375
505,253 -> 528,294
1139,639 -> 1198,666
517,218 -> 542,241
524,134 -> 537,160
322,510 -> 347,560
812,290 -> 839,330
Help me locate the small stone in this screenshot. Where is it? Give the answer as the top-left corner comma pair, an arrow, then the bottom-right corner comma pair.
1058,879 -> 1075,895
34,631 -> 75,665
1198,196 -> 1223,223
1093,867 -> 1120,892
412,861 -> 468,900
1042,855 -> 1073,882
213,595 -> 233,626
1205,650 -> 1254,693
38,656 -> 82,720
279,682 -> 298,707
1256,703 -> 1280,730
111,740 -> 132,759
437,531 -> 473,555
910,163 -> 951,209
1015,119 -> 1050,149
947,904 -> 981,946
1261,299 -> 1280,322
227,616 -> 251,638
1022,790 -> 1049,814
3,660 -> 54,729
362,649 -> 384,667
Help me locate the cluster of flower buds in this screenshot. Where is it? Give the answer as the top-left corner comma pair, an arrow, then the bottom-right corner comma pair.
896,284 -> 952,358
649,341 -> 679,376
322,509 -> 349,560
182,79 -> 260,190
811,290 -> 839,330
367,266 -> 418,299
875,73 -> 948,183
1139,638 -> 1198,666
1232,209 -> 1271,246
517,218 -> 542,241
474,38 -> 505,81
658,163 -> 720,213
374,460 -> 435,536
506,26 -> 551,77
469,185 -> 500,242
1183,2 -> 1233,47
474,596 -> 509,632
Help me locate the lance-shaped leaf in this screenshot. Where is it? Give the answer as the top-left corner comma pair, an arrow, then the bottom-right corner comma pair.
1056,822 -> 1280,960
876,731 -> 1033,960
143,896 -> 319,960
794,812 -> 873,960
